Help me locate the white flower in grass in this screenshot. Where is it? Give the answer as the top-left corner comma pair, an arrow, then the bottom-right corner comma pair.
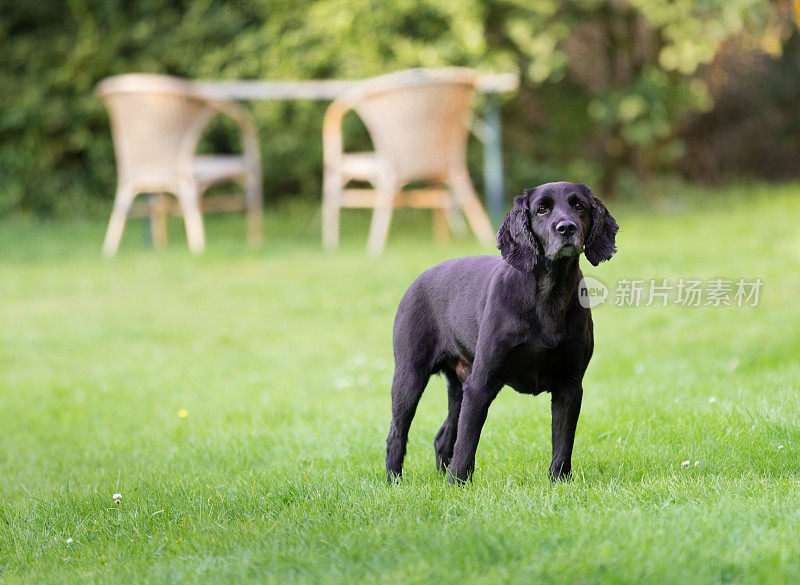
66,538 -> 74,544
778,445 -> 785,450
681,460 -> 691,469
694,461 -> 700,467
708,396 -> 717,404
112,493 -> 122,500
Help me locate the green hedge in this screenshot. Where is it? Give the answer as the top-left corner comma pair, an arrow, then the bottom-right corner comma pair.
0,0 -> 779,217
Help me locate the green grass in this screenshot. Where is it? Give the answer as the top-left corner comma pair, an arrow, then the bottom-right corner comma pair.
2,183 -> 800,584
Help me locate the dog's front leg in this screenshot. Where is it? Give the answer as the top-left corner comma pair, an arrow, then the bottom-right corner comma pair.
448,372 -> 501,484
549,383 -> 583,481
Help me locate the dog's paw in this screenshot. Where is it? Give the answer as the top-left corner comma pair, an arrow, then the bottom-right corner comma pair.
386,469 -> 403,484
434,427 -> 455,473
446,461 -> 474,485
435,451 -> 451,473
548,461 -> 573,482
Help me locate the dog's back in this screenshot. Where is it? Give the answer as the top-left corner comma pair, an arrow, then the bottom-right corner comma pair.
393,255 -> 504,366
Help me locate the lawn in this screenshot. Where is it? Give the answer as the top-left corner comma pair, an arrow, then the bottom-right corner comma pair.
2,183 -> 800,584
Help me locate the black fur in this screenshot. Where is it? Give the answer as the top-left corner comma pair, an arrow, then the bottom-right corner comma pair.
386,182 -> 619,483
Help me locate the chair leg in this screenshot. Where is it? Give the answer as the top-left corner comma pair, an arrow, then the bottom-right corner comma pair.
244,168 -> 263,245
150,193 -> 169,249
322,168 -> 343,250
177,182 -> 206,254
432,208 -> 451,242
449,167 -> 495,246
366,175 -> 396,256
102,184 -> 137,257
446,198 -> 468,237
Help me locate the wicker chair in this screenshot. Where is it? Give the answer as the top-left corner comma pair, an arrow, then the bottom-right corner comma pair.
322,68 -> 494,255
96,74 -> 262,256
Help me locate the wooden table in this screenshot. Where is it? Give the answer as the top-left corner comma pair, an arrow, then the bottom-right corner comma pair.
194,73 -> 518,224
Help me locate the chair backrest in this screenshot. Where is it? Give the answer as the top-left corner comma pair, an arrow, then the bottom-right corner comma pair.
347,68 -> 477,184
95,74 -> 213,190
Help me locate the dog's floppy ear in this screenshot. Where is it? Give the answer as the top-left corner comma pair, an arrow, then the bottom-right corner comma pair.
497,191 -> 538,273
580,184 -> 619,266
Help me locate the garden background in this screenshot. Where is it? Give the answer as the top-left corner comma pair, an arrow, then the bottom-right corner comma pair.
3,2 -> 800,584
3,0 -> 800,217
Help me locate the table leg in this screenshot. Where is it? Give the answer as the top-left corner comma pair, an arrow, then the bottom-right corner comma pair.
481,98 -> 505,226
142,192 -> 152,247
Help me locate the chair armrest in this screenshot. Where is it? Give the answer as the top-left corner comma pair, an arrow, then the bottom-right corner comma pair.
205,98 -> 261,167
322,97 -> 355,168
178,105 -> 217,174
176,95 -> 261,182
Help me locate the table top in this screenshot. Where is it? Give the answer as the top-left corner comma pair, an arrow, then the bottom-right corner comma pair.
194,72 -> 518,101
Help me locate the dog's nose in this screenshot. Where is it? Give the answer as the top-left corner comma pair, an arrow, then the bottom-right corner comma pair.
556,221 -> 577,237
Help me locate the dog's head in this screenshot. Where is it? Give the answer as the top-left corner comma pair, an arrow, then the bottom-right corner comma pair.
497,182 -> 619,273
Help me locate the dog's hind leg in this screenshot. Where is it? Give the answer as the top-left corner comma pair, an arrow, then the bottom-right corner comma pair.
434,365 -> 467,472
386,361 -> 430,482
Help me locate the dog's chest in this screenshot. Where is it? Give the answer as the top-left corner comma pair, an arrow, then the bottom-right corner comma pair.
503,339 -> 582,395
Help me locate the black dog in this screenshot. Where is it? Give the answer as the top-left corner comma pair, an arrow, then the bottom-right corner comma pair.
386,182 -> 618,483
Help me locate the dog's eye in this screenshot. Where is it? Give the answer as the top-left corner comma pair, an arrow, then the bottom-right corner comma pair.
572,201 -> 585,211
535,205 -> 549,215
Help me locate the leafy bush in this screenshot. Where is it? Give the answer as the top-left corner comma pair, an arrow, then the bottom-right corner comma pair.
0,0 -> 781,217
679,23 -> 800,182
